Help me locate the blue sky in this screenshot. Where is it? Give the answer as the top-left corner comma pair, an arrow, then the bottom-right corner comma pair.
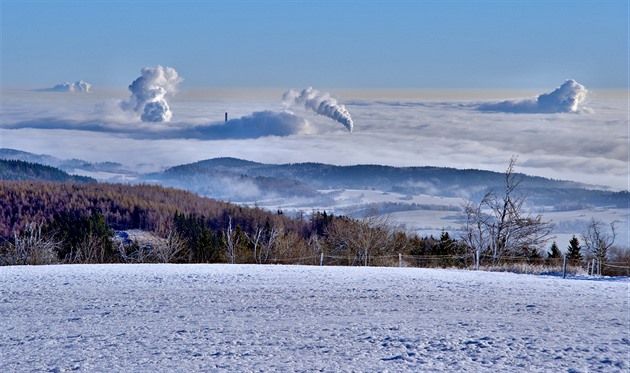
1,1 -> 628,89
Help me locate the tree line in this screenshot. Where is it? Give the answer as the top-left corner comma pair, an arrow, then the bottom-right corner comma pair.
0,175 -> 625,275
0,159 -> 95,183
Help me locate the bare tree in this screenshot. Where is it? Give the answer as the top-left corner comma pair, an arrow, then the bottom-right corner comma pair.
117,240 -> 151,263
3,222 -> 60,265
72,235 -> 102,264
245,224 -> 283,264
308,234 -> 323,263
582,219 -> 617,275
462,200 -> 490,270
223,217 -> 240,264
258,226 -> 281,264
327,206 -> 396,266
152,229 -> 187,263
460,156 -> 554,266
247,226 -> 264,264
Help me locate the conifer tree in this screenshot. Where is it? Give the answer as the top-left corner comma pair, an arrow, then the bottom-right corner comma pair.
566,235 -> 582,261
547,241 -> 562,259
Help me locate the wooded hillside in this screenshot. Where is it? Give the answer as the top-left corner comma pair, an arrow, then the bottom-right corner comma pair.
0,159 -> 95,183
0,181 -> 301,238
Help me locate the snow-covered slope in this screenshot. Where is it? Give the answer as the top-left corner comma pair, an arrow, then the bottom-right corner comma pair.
1,264 -> 627,372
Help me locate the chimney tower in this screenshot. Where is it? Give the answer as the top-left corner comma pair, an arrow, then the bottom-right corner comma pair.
225,112 -> 228,122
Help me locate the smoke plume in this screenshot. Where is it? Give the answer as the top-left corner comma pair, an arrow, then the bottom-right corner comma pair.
39,80 -> 91,93
479,80 -> 589,114
122,65 -> 182,122
185,110 -> 312,140
282,87 -> 353,132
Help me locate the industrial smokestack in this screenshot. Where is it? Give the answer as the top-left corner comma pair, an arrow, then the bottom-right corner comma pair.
225,112 -> 228,122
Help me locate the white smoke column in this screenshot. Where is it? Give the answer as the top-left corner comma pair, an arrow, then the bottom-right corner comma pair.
536,79 -> 587,113
282,87 -> 353,132
123,65 -> 182,122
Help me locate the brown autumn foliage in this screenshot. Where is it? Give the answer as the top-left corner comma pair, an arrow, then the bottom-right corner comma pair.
1,180 -> 604,275
0,180 -> 302,239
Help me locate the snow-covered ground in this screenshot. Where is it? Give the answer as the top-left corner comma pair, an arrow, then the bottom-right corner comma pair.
1,264 -> 627,372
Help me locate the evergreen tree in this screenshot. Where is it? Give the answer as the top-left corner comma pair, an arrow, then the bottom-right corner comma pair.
566,235 -> 583,261
47,210 -> 115,263
432,231 -> 455,256
173,212 -> 221,263
547,241 -> 562,259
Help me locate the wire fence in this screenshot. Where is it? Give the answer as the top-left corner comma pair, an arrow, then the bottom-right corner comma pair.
254,252 -> 630,277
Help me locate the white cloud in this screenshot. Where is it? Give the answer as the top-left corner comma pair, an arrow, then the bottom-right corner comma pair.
37,80 -> 91,93
1,88 -> 627,190
168,110 -> 314,139
477,80 -> 590,113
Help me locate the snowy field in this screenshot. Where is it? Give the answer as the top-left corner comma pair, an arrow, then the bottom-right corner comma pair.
1,264 -> 628,372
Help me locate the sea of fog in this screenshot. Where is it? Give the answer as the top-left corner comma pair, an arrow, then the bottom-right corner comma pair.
1,87 -> 628,190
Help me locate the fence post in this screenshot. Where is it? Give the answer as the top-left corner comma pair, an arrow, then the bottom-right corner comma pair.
320,252 -> 324,266
592,258 -> 596,276
562,255 -> 567,279
475,249 -> 480,271
399,253 -> 402,268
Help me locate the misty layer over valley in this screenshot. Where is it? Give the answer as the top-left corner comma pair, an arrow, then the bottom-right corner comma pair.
1,72 -> 628,248
1,148 -> 628,250
2,75 -> 626,191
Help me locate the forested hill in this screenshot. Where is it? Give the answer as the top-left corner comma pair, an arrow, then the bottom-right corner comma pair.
0,159 -> 95,183
172,157 -> 591,192
149,157 -> 627,208
0,181 -> 303,239
0,148 -> 133,175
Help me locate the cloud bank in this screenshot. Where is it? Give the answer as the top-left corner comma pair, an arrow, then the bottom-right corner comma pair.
176,111 -> 312,140
121,65 -> 182,122
38,80 -> 91,93
3,85 -> 626,190
283,87 -> 354,132
2,110 -> 311,141
478,80 -> 589,113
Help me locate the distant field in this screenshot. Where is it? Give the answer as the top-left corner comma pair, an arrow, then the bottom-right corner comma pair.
1,264 -> 627,372
255,188 -> 630,246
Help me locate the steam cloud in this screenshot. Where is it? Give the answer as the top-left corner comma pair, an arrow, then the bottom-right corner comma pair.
187,111 -> 312,140
39,80 -> 91,93
282,87 -> 354,132
479,80 -> 589,114
3,110 -> 311,141
122,65 -> 182,122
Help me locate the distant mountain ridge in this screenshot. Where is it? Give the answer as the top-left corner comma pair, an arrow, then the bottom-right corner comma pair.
145,157 -> 628,208
0,159 -> 96,183
1,149 -> 627,210
0,148 -> 134,176
184,156 -> 590,190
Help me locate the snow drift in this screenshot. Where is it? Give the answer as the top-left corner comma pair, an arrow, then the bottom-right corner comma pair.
479,79 -> 589,113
